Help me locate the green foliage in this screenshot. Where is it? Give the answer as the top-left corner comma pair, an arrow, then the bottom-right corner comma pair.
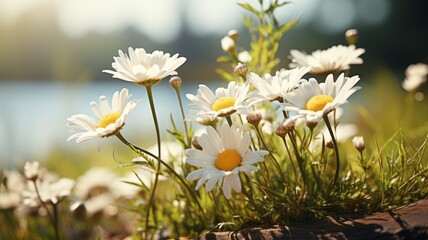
217,0 -> 297,81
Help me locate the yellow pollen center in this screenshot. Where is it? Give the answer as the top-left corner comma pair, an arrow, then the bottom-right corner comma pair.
98,112 -> 121,128
212,97 -> 236,111
306,95 -> 334,112
215,149 -> 242,171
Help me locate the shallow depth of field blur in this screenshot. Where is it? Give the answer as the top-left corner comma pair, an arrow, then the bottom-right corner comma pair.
0,0 -> 426,169
0,0 -> 428,239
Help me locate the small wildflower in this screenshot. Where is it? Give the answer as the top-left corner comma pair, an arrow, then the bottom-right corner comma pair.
289,45 -> 365,75
345,29 -> 359,45
191,137 -> 202,150
353,136 -> 365,152
234,63 -> 248,77
402,63 -> 428,92
186,124 -> 268,199
169,75 -> 182,90
246,113 -> 262,126
227,29 -> 239,41
67,88 -> 139,143
284,73 -> 361,121
221,36 -> 236,53
186,81 -> 256,121
24,161 -> 39,181
248,67 -> 311,102
238,51 -> 252,63
103,47 -> 186,87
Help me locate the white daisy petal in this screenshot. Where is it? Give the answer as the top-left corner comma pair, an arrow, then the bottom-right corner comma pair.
185,124 -> 268,199
67,88 -> 138,144
104,47 -> 186,87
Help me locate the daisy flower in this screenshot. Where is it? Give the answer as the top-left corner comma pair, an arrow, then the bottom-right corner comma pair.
186,81 -> 256,121
402,63 -> 428,92
248,66 -> 311,102
185,124 -> 268,199
289,45 -> 365,75
284,73 -> 361,121
103,47 -> 187,87
67,88 -> 138,143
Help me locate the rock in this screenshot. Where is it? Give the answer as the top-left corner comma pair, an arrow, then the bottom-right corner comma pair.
199,199 -> 428,240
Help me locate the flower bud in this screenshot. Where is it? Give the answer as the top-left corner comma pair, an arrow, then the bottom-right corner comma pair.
221,36 -> 236,53
192,137 -> 202,150
70,201 -> 87,220
275,125 -> 288,138
246,113 -> 262,126
234,63 -> 248,77
24,161 -> 39,181
306,119 -> 319,130
227,29 -> 239,41
326,139 -> 334,149
352,136 -> 365,152
169,75 -> 182,90
345,29 -> 358,45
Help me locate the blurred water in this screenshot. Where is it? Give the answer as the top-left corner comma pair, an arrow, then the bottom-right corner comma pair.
0,80 -> 214,168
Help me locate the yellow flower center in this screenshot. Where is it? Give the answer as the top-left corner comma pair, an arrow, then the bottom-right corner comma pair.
306,95 -> 334,112
215,149 -> 242,171
212,97 -> 236,112
98,112 -> 121,128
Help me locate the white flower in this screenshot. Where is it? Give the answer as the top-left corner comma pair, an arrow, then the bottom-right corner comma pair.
103,47 -> 187,87
186,81 -> 256,121
238,51 -> 252,63
402,63 -> 428,92
24,161 -> 39,181
23,178 -> 74,205
289,45 -> 365,75
284,73 -> 361,121
352,136 -> 365,151
185,124 -> 268,199
221,36 -> 235,52
74,167 -> 120,200
67,88 -> 138,143
248,67 -> 311,102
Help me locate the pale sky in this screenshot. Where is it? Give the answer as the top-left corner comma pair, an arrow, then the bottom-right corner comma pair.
0,0 -> 389,42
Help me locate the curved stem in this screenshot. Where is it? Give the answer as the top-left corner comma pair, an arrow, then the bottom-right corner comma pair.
115,133 -> 206,218
323,115 -> 340,188
32,180 -> 60,240
145,86 -> 161,236
225,116 -> 233,126
175,88 -> 191,147
254,126 -> 285,183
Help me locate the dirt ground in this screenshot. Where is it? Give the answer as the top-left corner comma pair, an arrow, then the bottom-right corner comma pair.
199,199 -> 428,240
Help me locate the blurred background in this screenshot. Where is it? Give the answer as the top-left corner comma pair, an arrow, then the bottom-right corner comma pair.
0,0 -> 427,171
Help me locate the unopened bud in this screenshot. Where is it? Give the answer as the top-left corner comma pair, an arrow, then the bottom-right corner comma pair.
221,36 -> 236,53
326,139 -> 334,149
306,119 -> 318,130
70,201 -> 87,220
169,76 -> 182,90
345,29 -> 358,45
227,29 -> 239,41
24,161 -> 39,181
246,113 -> 262,126
234,63 -> 248,77
352,136 -> 365,152
275,125 -> 288,138
192,137 -> 202,150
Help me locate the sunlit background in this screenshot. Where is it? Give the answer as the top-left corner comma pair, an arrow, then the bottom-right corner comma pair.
0,0 -> 427,169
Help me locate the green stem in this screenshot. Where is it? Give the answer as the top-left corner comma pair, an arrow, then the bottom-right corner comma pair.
145,86 -> 161,236
174,88 -> 191,148
115,133 -> 206,218
32,180 -> 60,240
323,115 -> 340,188
225,116 -> 233,126
254,126 -> 285,183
